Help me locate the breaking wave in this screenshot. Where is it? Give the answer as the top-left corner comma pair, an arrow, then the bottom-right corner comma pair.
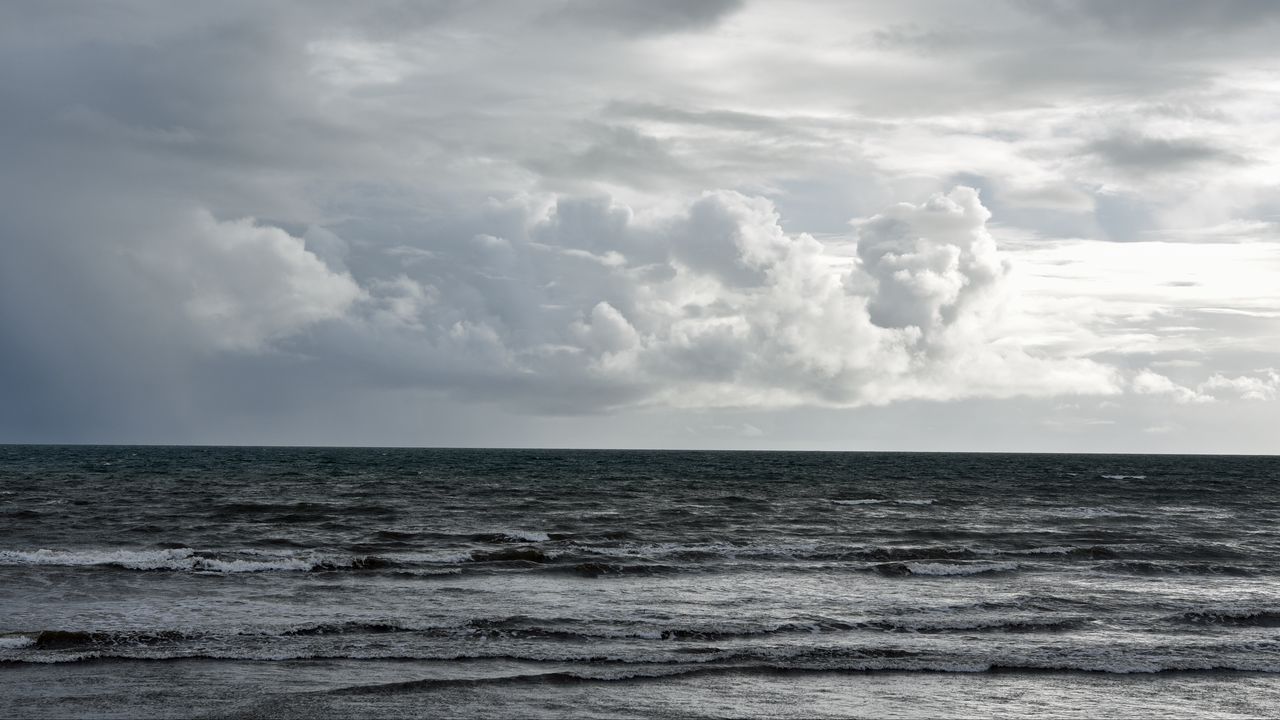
873,561 -> 1020,577
0,548 -> 391,573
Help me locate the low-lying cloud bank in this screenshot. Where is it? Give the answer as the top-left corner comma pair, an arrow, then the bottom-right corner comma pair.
144,187 -> 1128,413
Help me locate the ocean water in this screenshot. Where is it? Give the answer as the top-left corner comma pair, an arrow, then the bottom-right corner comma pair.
2,446 -> 1280,718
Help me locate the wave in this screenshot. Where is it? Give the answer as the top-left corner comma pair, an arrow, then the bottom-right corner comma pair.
872,561 -> 1019,577
0,539 -> 1261,579
467,546 -> 552,563
0,610 -> 1096,660
562,541 -> 1000,565
469,530 -> 552,543
0,548 -> 392,573
1173,608 -> 1280,627
563,562 -> 682,578
327,655 -> 1280,695
12,643 -> 1280,676
1004,545 -> 1119,558
211,501 -> 395,517
1098,561 -> 1256,577
0,635 -> 35,650
1041,507 -> 1134,519
517,540 -> 1168,566
0,630 -> 196,652
860,616 -> 1088,633
831,498 -> 936,506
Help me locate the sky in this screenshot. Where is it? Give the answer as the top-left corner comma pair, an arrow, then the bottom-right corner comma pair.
1,0 -> 1279,452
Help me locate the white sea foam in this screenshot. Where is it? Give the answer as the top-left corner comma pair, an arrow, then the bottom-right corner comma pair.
394,551 -> 473,564
616,541 -> 821,561
1046,507 -> 1128,518
496,529 -> 550,542
0,548 -> 365,573
879,614 -> 1082,632
196,557 -> 319,573
0,548 -> 199,571
831,498 -> 935,506
1100,474 -> 1146,480
0,635 -> 36,650
904,561 -> 1019,576
1006,546 -> 1074,555
396,567 -> 464,576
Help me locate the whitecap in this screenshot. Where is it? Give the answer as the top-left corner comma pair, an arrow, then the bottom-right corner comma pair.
0,547 -> 372,573
0,548 -> 198,571
903,561 -> 1019,576
495,529 -> 550,542
1006,546 -> 1074,555
194,557 -> 318,573
0,635 -> 36,650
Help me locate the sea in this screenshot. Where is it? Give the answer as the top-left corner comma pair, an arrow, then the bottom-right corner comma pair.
2,446 -> 1280,718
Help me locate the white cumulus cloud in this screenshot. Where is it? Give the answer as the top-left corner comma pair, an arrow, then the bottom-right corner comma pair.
316,186 -> 1121,411
132,211 -> 364,352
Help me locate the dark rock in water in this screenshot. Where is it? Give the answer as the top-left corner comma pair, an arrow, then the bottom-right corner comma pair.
470,546 -> 548,563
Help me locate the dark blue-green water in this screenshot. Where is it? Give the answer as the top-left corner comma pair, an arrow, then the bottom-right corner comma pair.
3,447 -> 1280,718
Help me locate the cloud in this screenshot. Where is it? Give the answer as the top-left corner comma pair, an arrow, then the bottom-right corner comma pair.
1085,131 -> 1244,172
544,0 -> 744,35
1130,368 -> 1280,404
1024,0 -> 1280,36
2,0 -> 1279,448
1201,370 -> 1280,401
303,186 -> 1120,411
131,212 -> 364,352
100,186 -> 1115,415
855,187 -> 1006,339
1131,370 -> 1213,404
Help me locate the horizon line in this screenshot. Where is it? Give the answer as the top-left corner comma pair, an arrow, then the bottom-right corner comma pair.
1,442 -> 1276,457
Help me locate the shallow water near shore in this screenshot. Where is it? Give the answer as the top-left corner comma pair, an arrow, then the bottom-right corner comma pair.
3,446 -> 1280,717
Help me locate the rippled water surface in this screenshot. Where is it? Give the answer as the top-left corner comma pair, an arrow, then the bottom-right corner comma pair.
3,447 -> 1280,717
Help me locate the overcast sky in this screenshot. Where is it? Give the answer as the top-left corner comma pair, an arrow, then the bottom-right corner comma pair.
2,0 -> 1279,452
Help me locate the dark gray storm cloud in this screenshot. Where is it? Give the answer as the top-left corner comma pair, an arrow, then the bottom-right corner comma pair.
1086,132 -> 1245,172
1025,0 -> 1280,35
545,0 -> 744,34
